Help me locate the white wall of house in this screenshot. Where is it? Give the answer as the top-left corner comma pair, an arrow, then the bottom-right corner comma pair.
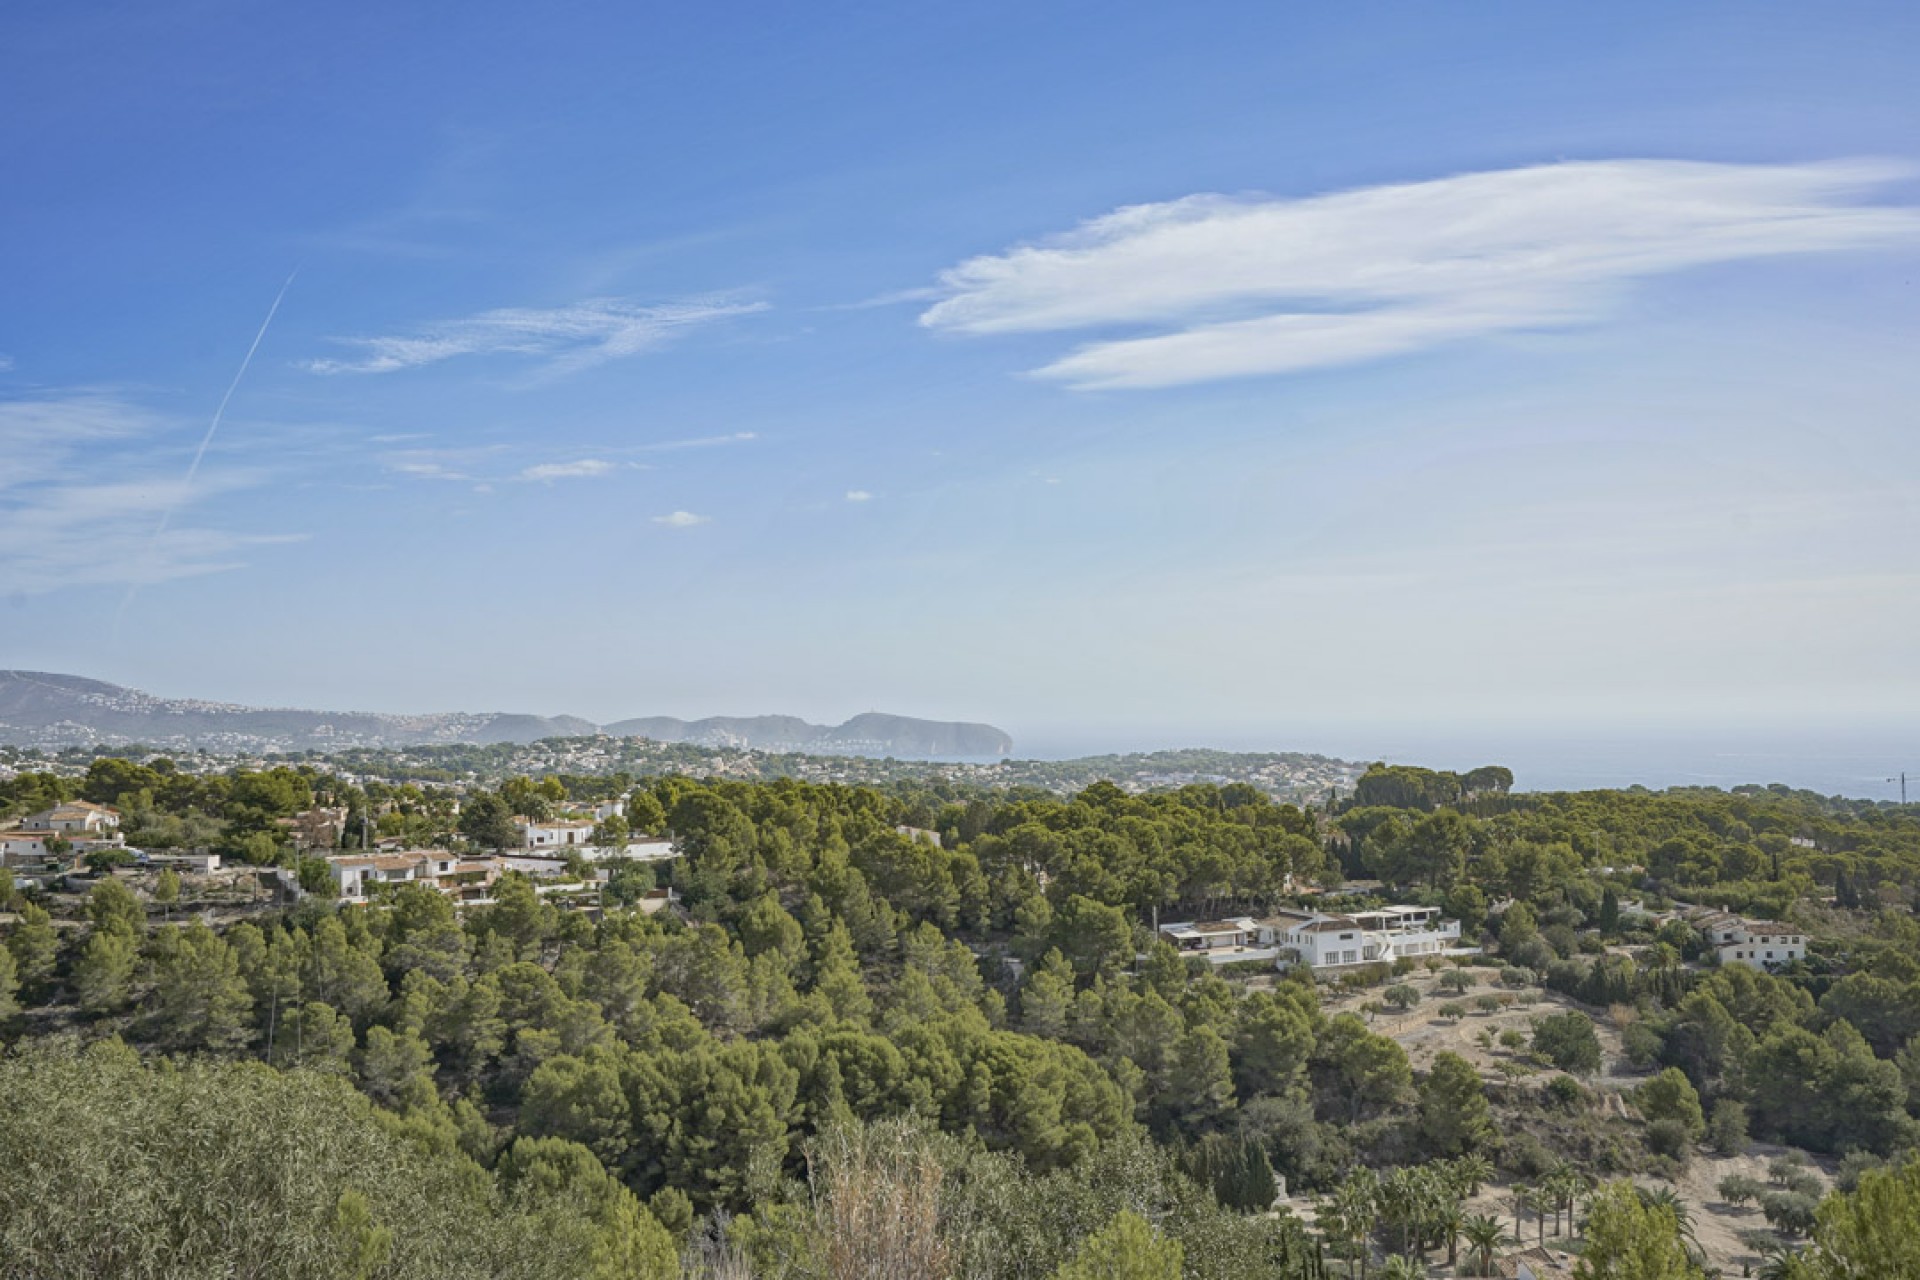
518,820 -> 598,848
26,804 -> 120,834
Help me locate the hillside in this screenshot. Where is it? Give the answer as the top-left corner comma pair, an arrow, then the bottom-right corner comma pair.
0,671 -> 1011,758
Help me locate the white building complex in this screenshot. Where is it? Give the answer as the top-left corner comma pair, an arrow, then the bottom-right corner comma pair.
1158,904 -> 1469,972
1694,911 -> 1807,969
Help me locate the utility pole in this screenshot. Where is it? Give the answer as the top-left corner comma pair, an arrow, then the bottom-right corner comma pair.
1890,772 -> 1911,805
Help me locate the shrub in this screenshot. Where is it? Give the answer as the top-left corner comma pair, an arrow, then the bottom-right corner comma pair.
1621,1020 -> 1663,1069
1706,1099 -> 1748,1156
1545,1074 -> 1587,1109
1500,966 -> 1535,988
1760,1190 -> 1819,1237
1718,1173 -> 1764,1207
1438,1002 -> 1468,1020
1768,1153 -> 1809,1184
1835,1151 -> 1884,1194
1645,1118 -> 1692,1162
1634,1068 -> 1705,1138
1474,995 -> 1503,1015
1501,1130 -> 1555,1179
1532,1011 -> 1603,1076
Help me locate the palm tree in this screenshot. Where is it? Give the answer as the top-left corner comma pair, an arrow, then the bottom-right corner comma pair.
1451,1153 -> 1494,1198
1757,1242 -> 1804,1280
1635,1185 -> 1703,1262
1436,1200 -> 1466,1270
1461,1213 -> 1506,1278
1322,1171 -> 1379,1280
1517,1186 -> 1551,1247
1546,1167 -> 1588,1237
1378,1257 -> 1425,1280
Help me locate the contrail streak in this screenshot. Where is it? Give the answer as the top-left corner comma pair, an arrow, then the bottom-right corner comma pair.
116,269 -> 298,631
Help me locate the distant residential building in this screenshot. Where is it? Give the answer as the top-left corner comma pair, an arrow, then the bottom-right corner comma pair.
584,795 -> 630,821
24,801 -> 120,834
1157,904 -> 1469,971
1,826 -> 126,867
895,825 -> 944,847
279,806 -> 347,851
328,851 -> 495,901
1158,917 -> 1272,963
515,817 -> 598,849
1694,911 -> 1808,969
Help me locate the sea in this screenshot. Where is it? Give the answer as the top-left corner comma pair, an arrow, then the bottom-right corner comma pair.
1011,725 -> 1920,803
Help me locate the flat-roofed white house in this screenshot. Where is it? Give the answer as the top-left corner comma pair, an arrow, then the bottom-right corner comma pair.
329,851 -> 468,900
1,826 -> 127,866
1695,912 -> 1807,969
1157,905 -> 1468,971
1158,917 -> 1275,963
515,817 -> 599,848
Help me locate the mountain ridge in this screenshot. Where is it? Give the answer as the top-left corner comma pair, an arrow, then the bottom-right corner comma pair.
0,671 -> 1012,758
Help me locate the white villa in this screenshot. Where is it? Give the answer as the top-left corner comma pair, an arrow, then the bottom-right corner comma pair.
1158,904 -> 1468,972
24,801 -> 121,834
328,851 -> 497,901
1694,911 -> 1807,969
515,817 -> 599,848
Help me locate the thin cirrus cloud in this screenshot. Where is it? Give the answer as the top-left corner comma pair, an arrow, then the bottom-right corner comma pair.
845,489 -> 873,503
918,159 -> 1920,390
0,394 -> 293,594
519,459 -> 618,482
652,510 -> 710,528
305,296 -> 768,376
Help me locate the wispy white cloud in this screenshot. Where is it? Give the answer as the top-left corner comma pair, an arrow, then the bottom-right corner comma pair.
520,458 -> 618,481
845,489 -> 872,502
306,296 -> 767,376
652,510 -> 710,527
0,394 -> 294,594
636,430 -> 759,451
920,159 -> 1920,389
376,444 -> 507,483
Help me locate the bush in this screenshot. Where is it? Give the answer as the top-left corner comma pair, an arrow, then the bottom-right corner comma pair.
1500,1130 -> 1555,1179
1532,1011 -> 1602,1076
1718,1173 -> 1764,1207
1500,966 -> 1536,988
1760,1190 -> 1819,1237
1835,1150 -> 1884,1194
1438,1001 -> 1468,1020
0,1039 -> 639,1279
1645,1117 -> 1692,1163
1706,1099 -> 1748,1156
1545,1074 -> 1587,1109
1621,1020 -> 1663,1068
1474,995 -> 1503,1014
1768,1153 -> 1809,1184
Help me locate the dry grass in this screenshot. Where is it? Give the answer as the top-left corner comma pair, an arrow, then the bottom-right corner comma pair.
808,1122 -> 951,1280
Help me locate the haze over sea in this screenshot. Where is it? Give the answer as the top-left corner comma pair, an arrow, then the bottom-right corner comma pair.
1016,725 -> 1919,802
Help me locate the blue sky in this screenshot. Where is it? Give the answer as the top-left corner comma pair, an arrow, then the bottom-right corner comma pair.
4,1 -> 1920,769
